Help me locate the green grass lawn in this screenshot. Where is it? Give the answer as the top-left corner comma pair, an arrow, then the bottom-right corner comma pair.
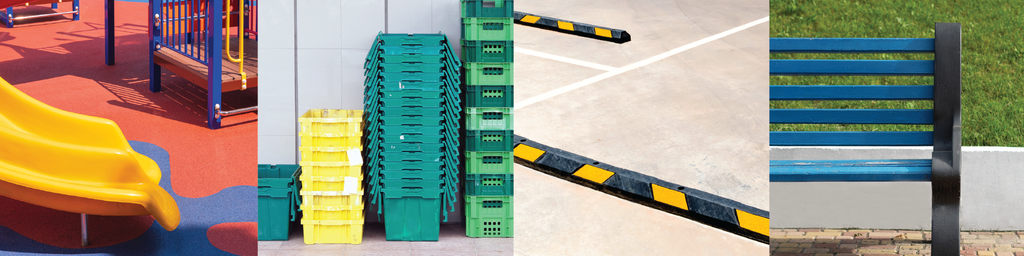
770,0 -> 1024,146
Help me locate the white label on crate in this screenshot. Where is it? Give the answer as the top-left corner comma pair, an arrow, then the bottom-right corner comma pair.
343,177 -> 357,195
347,149 -> 363,165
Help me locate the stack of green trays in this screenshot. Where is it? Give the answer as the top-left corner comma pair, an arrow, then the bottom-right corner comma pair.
363,33 -> 463,241
461,0 -> 514,238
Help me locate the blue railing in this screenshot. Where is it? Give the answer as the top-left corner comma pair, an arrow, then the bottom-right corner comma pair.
245,0 -> 256,40
155,0 -> 210,65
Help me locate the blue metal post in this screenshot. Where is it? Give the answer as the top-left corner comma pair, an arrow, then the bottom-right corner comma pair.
4,7 -> 13,28
72,0 -> 80,21
104,0 -> 114,65
207,0 -> 222,129
51,3 -> 57,9
149,0 -> 161,92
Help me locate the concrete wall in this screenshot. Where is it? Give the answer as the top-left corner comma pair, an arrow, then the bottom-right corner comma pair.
259,0 -> 462,164
258,0 -> 464,222
771,146 -> 1024,230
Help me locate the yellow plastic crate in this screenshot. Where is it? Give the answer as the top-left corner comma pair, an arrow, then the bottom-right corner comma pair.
300,109 -> 364,134
301,219 -> 364,244
299,135 -> 362,149
300,191 -> 365,207
299,109 -> 364,148
299,163 -> 362,177
299,204 -> 364,221
299,147 -> 362,162
299,175 -> 364,192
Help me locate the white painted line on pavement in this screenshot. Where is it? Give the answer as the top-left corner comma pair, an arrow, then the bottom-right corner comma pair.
515,47 -> 618,71
514,16 -> 769,110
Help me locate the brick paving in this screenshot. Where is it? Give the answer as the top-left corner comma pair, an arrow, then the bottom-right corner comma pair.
770,229 -> 1024,256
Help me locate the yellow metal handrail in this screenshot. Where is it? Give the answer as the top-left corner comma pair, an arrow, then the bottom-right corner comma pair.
224,0 -> 247,90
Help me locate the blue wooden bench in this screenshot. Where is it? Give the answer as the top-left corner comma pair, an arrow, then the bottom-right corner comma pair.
769,23 -> 962,255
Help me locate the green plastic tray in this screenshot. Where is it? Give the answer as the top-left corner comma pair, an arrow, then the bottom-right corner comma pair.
465,151 -> 513,174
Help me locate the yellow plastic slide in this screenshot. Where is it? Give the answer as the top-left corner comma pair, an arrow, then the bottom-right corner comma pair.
0,76 -> 180,231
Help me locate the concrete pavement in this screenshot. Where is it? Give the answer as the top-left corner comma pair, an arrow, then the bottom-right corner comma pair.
513,0 -> 769,254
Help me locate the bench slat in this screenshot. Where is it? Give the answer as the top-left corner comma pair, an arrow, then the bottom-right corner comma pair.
770,85 -> 934,100
770,38 -> 935,53
771,109 -> 934,124
770,159 -> 932,181
770,131 -> 934,146
770,60 -> 934,76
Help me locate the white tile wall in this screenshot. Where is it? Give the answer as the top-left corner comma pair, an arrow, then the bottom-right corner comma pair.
259,0 -> 295,49
258,48 -> 297,137
296,49 -> 344,113
259,0 -> 466,223
296,0 -> 343,49
341,0 -> 386,50
259,135 -> 297,166
387,0 -> 434,34
339,49 -> 370,109
432,0 -> 463,58
259,0 -> 463,166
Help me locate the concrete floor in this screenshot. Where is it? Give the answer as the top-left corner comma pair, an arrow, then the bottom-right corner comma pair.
513,0 -> 769,254
258,223 -> 512,255
514,165 -> 767,255
514,0 -> 769,210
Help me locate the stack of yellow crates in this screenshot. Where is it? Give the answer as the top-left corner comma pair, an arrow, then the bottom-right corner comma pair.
297,109 -> 365,244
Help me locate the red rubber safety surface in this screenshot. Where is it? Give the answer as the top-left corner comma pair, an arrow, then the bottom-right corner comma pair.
0,0 -> 257,198
207,222 -> 258,256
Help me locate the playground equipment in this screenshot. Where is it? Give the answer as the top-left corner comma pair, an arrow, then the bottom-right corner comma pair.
0,76 -> 182,246
0,0 -> 79,28
148,0 -> 258,129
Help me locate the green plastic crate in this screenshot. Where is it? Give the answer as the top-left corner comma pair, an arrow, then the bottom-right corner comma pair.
258,164 -> 301,189
375,63 -> 447,73
466,107 -> 513,130
461,0 -> 514,18
465,174 -> 513,196
372,115 -> 461,131
377,54 -> 446,64
373,125 -> 456,137
463,62 -> 513,86
377,33 -> 448,46
382,188 -> 444,241
379,169 -> 446,179
366,127 -> 458,144
462,17 -> 513,41
378,45 -> 448,55
376,72 -> 458,84
466,130 -> 513,151
258,188 -> 296,241
465,195 -> 513,237
257,164 -> 302,241
466,151 -> 513,174
381,178 -> 445,189
462,40 -> 513,63
465,85 -> 513,108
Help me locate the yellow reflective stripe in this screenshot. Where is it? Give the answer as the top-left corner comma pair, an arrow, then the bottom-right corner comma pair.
513,144 -> 545,162
557,21 -> 574,31
651,184 -> 689,210
521,15 -> 541,23
572,165 -> 614,183
736,209 -> 770,236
